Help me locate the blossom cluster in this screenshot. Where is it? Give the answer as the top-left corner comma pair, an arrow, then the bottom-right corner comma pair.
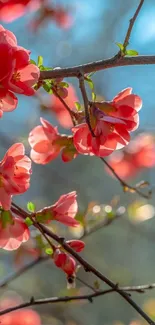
0,25 -> 39,117
0,23 -> 151,286
29,88 -> 142,163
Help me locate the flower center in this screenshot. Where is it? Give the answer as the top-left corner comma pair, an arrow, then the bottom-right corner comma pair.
109,124 -> 115,132
12,72 -> 21,81
0,174 -> 4,188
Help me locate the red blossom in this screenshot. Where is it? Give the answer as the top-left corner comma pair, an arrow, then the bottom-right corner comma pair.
66,240 -> 85,252
0,25 -> 40,116
53,249 -> 76,276
0,143 -> 31,210
0,216 -> 30,251
106,133 -> 155,179
72,88 -> 142,157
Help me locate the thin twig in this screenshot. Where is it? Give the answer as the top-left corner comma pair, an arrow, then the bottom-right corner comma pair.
52,86 -> 77,126
101,157 -> 151,199
123,0 -> 145,50
1,283 -> 155,317
0,257 -> 48,288
78,73 -> 95,136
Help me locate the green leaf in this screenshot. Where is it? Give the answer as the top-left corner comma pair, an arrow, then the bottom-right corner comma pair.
37,56 -> 43,67
92,92 -> 96,101
30,59 -> 36,65
1,210 -> 13,228
43,82 -> 52,94
25,217 -> 33,227
36,211 -> 51,223
116,42 -> 124,52
59,82 -> 69,88
27,202 -> 36,213
35,234 -> 46,249
125,49 -> 139,56
85,77 -> 94,90
75,102 -> 81,111
45,247 -> 53,255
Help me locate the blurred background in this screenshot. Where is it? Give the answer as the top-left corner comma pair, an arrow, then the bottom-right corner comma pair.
1,0 -> 155,324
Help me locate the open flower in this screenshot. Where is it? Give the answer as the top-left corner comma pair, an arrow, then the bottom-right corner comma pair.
28,117 -> 61,164
0,143 -> 31,210
0,216 -> 30,251
29,118 -> 78,164
51,191 -> 79,227
73,88 -> 142,157
36,191 -> 79,227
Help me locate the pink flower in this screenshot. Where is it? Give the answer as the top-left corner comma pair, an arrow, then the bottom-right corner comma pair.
0,143 -> 31,210
73,88 -> 142,157
50,84 -> 78,129
36,191 -> 79,227
53,249 -> 76,276
29,118 -> 78,164
6,63 -> 40,96
28,117 -> 61,164
51,191 -> 79,227
0,216 -> 30,251
106,133 -> 155,179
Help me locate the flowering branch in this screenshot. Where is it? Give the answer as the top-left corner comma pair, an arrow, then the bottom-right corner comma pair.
9,203 -> 155,324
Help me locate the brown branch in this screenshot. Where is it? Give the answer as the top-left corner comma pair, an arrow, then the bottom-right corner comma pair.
1,283 -> 155,317
123,0 -> 145,50
78,73 -> 95,136
101,157 -> 151,199
40,56 -> 155,80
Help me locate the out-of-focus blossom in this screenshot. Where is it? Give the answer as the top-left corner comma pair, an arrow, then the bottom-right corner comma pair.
0,0 -> 40,22
29,4 -> 73,32
106,133 -> 155,179
0,295 -> 41,324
